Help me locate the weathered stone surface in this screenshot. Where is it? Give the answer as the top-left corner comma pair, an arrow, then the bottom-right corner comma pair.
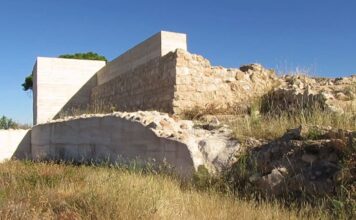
262,74 -> 356,114
31,111 -> 240,176
229,126 -> 355,196
173,50 -> 279,114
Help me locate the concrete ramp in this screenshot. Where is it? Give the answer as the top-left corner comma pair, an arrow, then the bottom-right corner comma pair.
31,113 -> 195,176
31,111 -> 240,177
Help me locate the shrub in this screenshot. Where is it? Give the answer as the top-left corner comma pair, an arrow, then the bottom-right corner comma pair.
0,116 -> 18,129
58,52 -> 107,62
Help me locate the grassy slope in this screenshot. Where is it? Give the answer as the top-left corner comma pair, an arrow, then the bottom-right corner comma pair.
231,107 -> 356,140
0,161 -> 325,220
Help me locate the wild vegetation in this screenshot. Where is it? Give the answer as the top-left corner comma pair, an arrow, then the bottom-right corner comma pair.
0,116 -> 19,129
178,90 -> 356,219
0,116 -> 17,129
181,98 -> 355,140
0,160 -> 328,219
0,116 -> 31,130
230,106 -> 355,140
58,52 -> 107,62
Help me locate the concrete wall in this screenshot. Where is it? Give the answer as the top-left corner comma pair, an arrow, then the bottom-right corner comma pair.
97,31 -> 187,85
0,129 -> 31,162
31,116 -> 195,176
33,58 -> 106,124
91,52 -> 177,113
32,31 -> 186,123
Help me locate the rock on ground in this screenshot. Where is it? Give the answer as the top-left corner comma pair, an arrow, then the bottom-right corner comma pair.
228,125 -> 356,197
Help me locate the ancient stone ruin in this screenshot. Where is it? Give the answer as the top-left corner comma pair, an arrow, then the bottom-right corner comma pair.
1,31 -> 355,179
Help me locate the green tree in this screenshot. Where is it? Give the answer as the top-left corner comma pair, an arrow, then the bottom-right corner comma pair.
22,74 -> 33,91
22,52 -> 107,91
0,116 -> 18,129
59,52 -> 107,61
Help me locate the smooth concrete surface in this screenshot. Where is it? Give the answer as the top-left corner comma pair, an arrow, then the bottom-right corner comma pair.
97,31 -> 187,85
0,129 -> 31,162
33,58 -> 106,124
31,116 -> 195,176
161,31 -> 187,55
91,52 -> 177,113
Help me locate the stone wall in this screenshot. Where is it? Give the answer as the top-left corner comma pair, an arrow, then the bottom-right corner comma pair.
0,129 -> 31,162
173,49 -> 279,113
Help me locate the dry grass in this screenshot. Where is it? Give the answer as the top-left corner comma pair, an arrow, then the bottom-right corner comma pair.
229,107 -> 355,140
181,99 -> 355,141
0,160 -> 326,220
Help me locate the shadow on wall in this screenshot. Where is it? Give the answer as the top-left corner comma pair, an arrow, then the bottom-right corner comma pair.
0,129 -> 32,162
31,116 -> 195,177
12,130 -> 32,160
52,51 -> 178,120
53,74 -> 100,119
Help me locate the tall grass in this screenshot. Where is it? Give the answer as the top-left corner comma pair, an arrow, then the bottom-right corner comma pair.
181,98 -> 355,141
230,107 -> 356,140
0,161 -> 326,220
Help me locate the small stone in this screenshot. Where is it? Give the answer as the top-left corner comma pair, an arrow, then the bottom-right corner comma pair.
147,122 -> 158,129
235,71 -> 245,80
277,167 -> 288,176
326,153 -> 338,163
335,92 -> 349,101
159,119 -> 173,130
180,123 -> 188,129
209,116 -> 220,126
302,154 -> 317,163
328,139 -> 346,152
249,173 -> 262,183
315,171 -> 322,176
265,169 -> 284,188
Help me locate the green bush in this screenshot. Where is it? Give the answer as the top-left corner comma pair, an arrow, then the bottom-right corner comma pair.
22,74 -> 33,91
58,52 -> 107,62
0,116 -> 18,129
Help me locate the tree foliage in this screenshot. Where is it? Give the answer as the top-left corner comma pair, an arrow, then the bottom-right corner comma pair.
0,116 -> 18,129
59,52 -> 107,61
22,52 -> 107,91
22,75 -> 33,91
